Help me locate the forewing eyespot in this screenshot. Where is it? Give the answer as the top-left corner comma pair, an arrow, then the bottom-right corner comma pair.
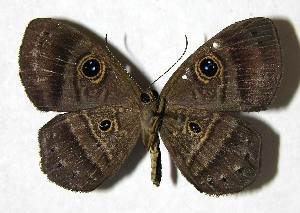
194,55 -> 223,84
77,54 -> 106,84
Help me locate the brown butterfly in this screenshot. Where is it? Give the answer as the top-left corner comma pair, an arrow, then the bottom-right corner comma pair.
19,17 -> 282,195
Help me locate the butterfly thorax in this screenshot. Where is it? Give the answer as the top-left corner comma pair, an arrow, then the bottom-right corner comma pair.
140,90 -> 163,186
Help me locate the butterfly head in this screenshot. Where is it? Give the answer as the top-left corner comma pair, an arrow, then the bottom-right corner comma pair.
140,90 -> 159,108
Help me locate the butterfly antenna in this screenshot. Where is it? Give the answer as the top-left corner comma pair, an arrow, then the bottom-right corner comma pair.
104,34 -> 143,90
204,34 -> 208,43
124,34 -> 138,61
104,35 -> 131,73
150,35 -> 188,87
104,34 -> 114,56
104,34 -> 115,60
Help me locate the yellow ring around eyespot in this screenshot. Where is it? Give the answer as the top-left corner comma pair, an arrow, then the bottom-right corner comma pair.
77,55 -> 106,84
194,55 -> 223,84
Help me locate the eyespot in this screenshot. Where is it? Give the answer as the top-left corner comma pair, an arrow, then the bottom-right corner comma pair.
220,174 -> 228,182
82,58 -> 100,77
187,121 -> 202,136
194,55 -> 223,84
50,147 -> 55,153
189,122 -> 202,133
200,58 -> 218,77
182,119 -> 203,136
99,119 -> 112,132
78,55 -> 106,84
233,166 -> 244,175
207,176 -> 213,185
71,171 -> 80,178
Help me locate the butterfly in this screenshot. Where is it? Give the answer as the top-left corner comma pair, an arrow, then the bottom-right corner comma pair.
19,17 -> 282,195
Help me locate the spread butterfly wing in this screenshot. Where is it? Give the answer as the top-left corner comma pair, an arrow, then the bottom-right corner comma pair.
19,18 -> 141,112
39,106 -> 141,191
161,17 -> 282,112
159,107 -> 261,195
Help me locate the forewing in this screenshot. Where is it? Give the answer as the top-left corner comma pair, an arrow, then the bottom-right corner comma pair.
19,18 -> 141,112
161,17 -> 282,112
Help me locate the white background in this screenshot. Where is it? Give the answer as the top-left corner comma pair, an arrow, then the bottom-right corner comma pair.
1,0 -> 300,212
